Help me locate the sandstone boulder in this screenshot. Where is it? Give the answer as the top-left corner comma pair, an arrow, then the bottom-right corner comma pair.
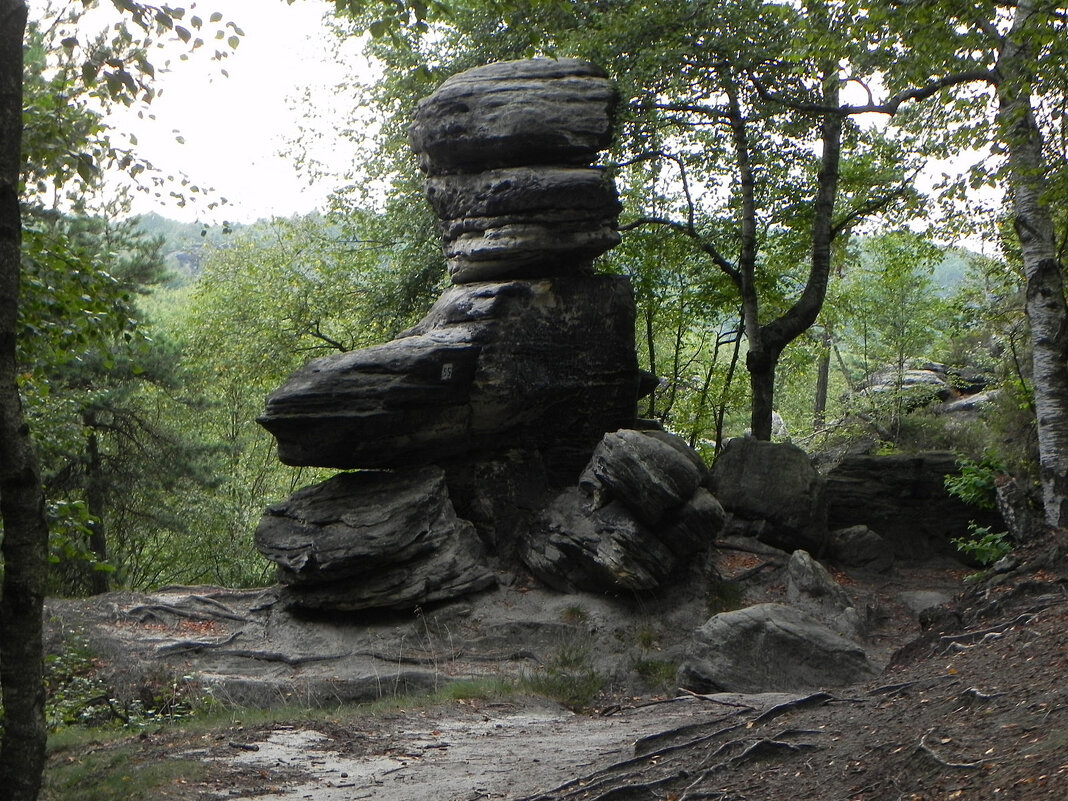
786,550 -> 863,638
582,429 -> 703,524
410,58 -> 621,283
521,488 -> 673,593
709,438 -> 827,552
255,467 -> 495,612
827,525 -> 894,573
520,431 -> 723,593
677,603 -> 877,694
824,451 -> 1004,560
409,58 -> 616,174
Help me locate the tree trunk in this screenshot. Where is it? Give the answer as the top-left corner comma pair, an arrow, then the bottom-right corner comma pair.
748,68 -> 842,438
0,3 -> 49,800
86,429 -> 110,595
644,306 -> 656,418
996,1 -> 1068,528
813,330 -> 831,430
746,349 -> 777,440
714,318 -> 743,455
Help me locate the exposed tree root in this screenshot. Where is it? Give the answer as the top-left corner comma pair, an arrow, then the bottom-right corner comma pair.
913,730 -> 989,770
517,695 -> 832,801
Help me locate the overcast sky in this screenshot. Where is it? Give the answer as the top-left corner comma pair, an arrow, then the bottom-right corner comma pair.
114,0 -> 365,224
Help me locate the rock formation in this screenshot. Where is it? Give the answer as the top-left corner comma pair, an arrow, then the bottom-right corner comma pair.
824,451 -> 1003,560
709,438 -> 828,552
677,603 -> 877,694
258,276 -> 640,478
255,58 -> 654,611
249,57 -> 890,703
255,467 -> 495,612
257,58 -> 639,482
520,429 -> 726,592
409,58 -> 621,283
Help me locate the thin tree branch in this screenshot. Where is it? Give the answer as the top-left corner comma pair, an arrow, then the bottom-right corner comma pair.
619,215 -> 739,281
748,69 -> 996,117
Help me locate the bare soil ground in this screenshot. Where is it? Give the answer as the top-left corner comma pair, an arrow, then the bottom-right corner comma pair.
44,532 -> 1068,801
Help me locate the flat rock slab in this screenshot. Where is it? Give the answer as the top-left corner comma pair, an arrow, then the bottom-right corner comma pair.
409,57 -> 617,174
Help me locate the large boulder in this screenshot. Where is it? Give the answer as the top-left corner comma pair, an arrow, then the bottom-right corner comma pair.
521,488 -> 674,593
409,58 -> 621,283
786,550 -> 863,638
258,276 -> 641,481
582,429 -> 704,524
520,431 -> 724,592
409,58 -> 617,174
826,525 -> 894,573
824,452 -> 1005,560
709,438 -> 827,552
255,467 -> 495,612
677,603 -> 877,694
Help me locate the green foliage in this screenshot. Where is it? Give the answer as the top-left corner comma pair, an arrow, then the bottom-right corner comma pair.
952,523 -> 1011,568
828,231 -> 948,436
43,638 -> 115,731
23,2 -> 243,211
631,657 -> 677,691
11,208 -> 225,595
329,0 -> 941,444
40,632 -> 209,735
945,452 -> 1006,511
521,641 -> 603,711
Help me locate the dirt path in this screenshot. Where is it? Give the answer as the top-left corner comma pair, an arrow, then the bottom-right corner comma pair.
201,695 -> 795,801
185,591 -> 1068,801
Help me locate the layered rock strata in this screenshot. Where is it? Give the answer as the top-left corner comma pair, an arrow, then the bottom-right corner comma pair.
259,275 -> 639,478
255,58 -> 644,611
409,58 -> 621,283
256,467 -> 494,612
257,57 -> 637,481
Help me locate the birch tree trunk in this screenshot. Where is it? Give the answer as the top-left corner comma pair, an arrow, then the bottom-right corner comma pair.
0,2 -> 49,799
996,0 -> 1068,528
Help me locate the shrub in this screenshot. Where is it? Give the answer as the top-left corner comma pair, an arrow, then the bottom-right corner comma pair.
944,452 -> 1006,510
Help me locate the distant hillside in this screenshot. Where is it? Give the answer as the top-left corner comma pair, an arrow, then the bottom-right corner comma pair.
135,213 -> 245,283
932,247 -> 972,294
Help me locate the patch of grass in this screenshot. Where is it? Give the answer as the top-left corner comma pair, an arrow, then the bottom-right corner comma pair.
559,604 -> 589,624
520,641 -> 603,711
635,624 -> 658,651
631,657 -> 678,691
43,731 -> 207,801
